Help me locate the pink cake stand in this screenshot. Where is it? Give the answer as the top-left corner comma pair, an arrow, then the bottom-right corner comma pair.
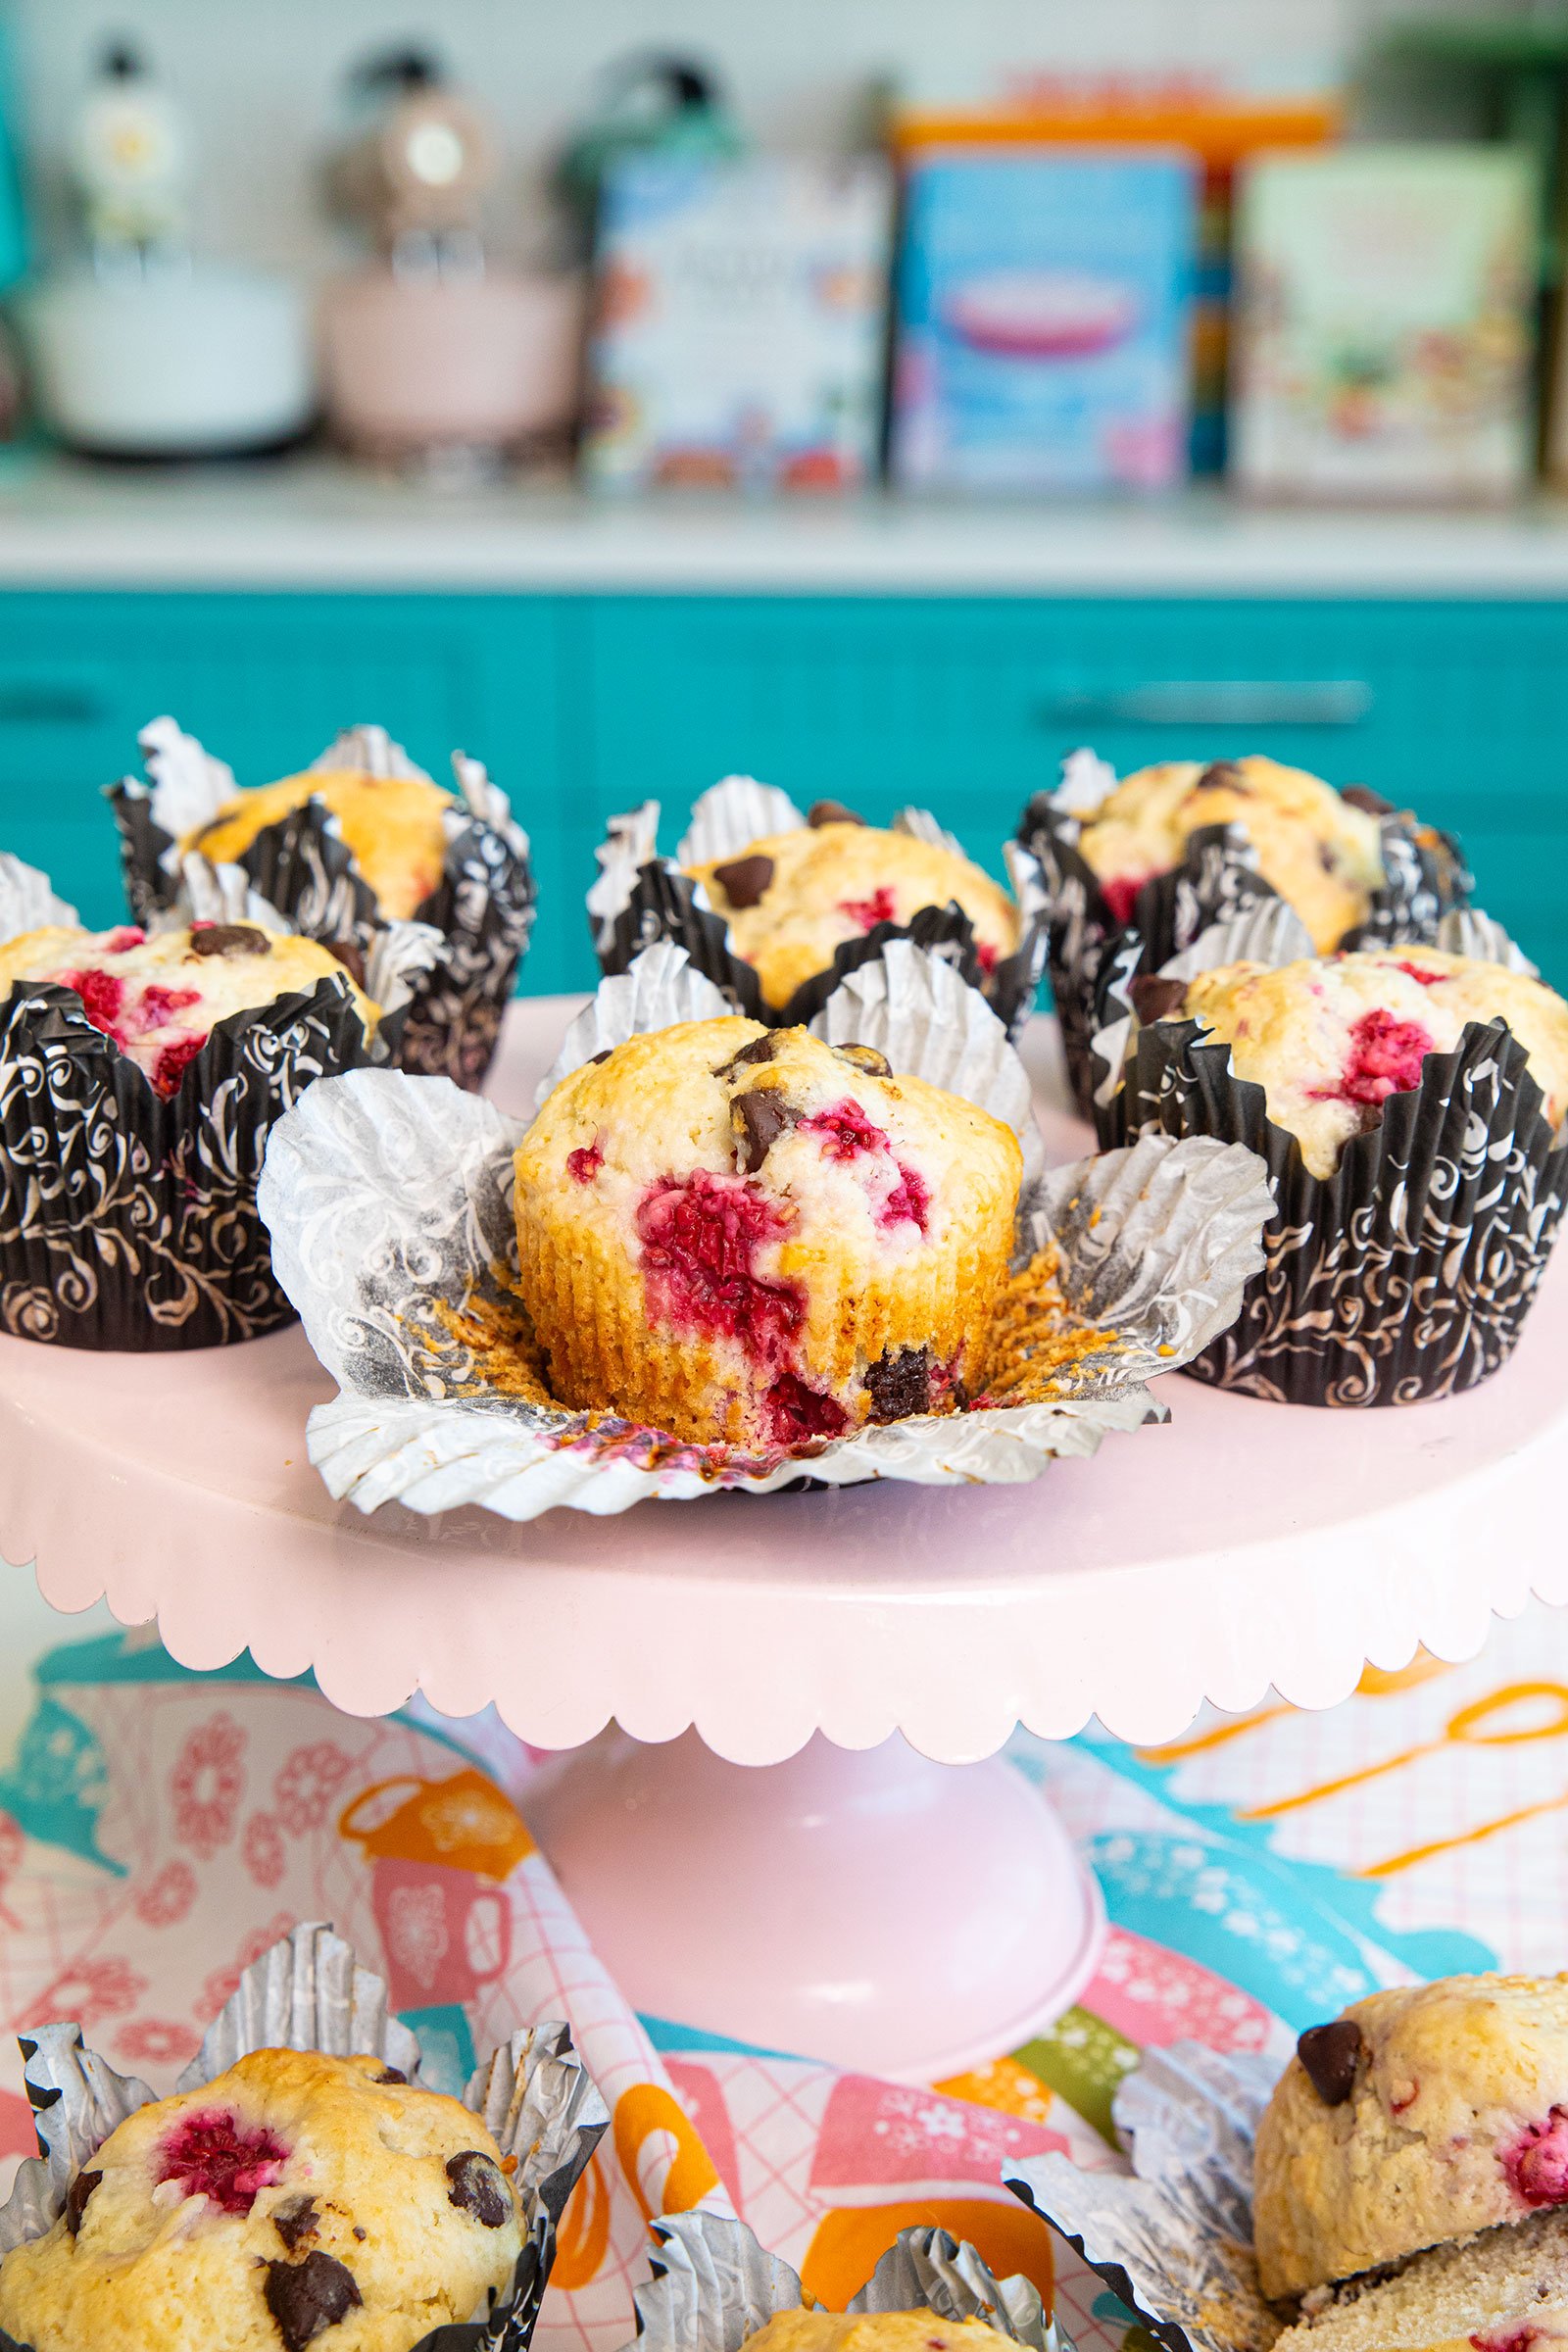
2,1000 -> 1564,2081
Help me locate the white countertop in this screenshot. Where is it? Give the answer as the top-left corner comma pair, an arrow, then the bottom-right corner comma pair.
6,453 -> 1568,594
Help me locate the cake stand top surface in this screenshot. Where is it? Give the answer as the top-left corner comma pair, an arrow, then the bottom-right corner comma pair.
2,998 -> 1562,1765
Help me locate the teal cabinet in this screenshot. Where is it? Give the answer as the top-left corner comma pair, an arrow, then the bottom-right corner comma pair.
1,587 -> 1565,995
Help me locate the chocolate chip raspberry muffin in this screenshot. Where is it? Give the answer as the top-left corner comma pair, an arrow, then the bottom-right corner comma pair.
514,1017 -> 1023,1447
0,918 -> 378,1100
743,2315 -> 1018,2352
111,720 -> 536,1090
1254,1978 -> 1568,2300
1272,2206 -> 1568,2352
183,763 -> 451,923
1075,758 -> 1387,953
1178,947 -> 1568,1180
0,2047 -> 522,2350
687,808 -> 1020,1014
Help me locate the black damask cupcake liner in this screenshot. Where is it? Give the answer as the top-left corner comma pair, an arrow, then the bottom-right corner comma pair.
1017,758 -> 1473,1119
1093,926 -> 1566,1406
0,973 -> 389,1350
109,720 -> 537,1091
0,1922 -> 608,2352
589,783 -> 1049,1041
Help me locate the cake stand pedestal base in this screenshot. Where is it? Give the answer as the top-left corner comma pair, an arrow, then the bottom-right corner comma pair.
523,1726 -> 1104,2083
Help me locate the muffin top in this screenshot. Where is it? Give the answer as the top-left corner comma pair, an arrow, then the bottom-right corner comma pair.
1165,946 -> 1568,1179
686,816 -> 1019,1011
1076,757 -> 1387,950
0,2047 -> 522,2352
182,767 -> 452,921
1252,1974 -> 1568,2300
0,919 -> 376,1098
743,2313 -> 1018,2352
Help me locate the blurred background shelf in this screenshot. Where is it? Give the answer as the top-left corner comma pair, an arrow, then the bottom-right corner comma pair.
5,457 -> 1568,993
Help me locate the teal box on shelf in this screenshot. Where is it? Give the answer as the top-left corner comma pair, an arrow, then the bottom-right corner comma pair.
0,586 -> 1563,997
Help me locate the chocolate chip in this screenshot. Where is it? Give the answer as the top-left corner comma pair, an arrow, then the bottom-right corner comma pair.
1129,976 -> 1188,1025
588,1049 -> 613,1067
834,1044 -> 891,1077
711,854 -> 774,909
1297,2019 -> 1364,2105
865,1347 -> 933,1423
716,1033 -> 778,1077
264,2251 -> 363,2350
375,2066 -> 407,2085
1341,785 -> 1395,817
733,1087 -> 797,1174
353,2226 -> 367,2242
1197,761 -> 1248,793
445,2149 -> 510,2229
188,923 -> 270,959
65,2169 -> 100,2235
808,801 -> 864,828
1317,842 -> 1340,874
325,939 -> 367,988
272,2195 -> 318,2252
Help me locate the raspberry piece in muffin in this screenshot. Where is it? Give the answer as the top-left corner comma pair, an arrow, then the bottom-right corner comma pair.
688,824 -> 1020,1011
1076,755 -> 1388,952
514,1018 -> 1023,1447
0,2047 -> 523,2352
1166,948 -> 1568,1179
0,919 -> 379,1099
1253,1976 -> 1568,2299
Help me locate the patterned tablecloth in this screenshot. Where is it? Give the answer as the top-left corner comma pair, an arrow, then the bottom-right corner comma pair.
0,1565 -> 1558,2352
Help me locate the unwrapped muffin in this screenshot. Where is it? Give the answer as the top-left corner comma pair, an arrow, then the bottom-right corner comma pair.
1254,1978 -> 1568,2302
0,2048 -> 521,2352
514,1016 -> 1023,1447
687,808 -> 1021,1012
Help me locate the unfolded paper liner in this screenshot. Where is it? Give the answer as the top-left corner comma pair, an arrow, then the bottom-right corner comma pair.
0,853 -> 439,1351
257,937 -> 1273,1520
589,777 -> 1051,1041
1088,900 -> 1568,1405
1017,749 -> 1474,1120
0,1920 -> 609,2352
1004,2043 -> 1285,2352
626,2207 -> 1073,2352
108,717 -> 538,1091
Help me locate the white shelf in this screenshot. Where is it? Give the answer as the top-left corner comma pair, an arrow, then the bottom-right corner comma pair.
6,454 -> 1568,594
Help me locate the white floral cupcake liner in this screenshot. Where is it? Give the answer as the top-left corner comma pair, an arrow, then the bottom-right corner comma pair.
626,2206 -> 1073,2352
1017,750 -> 1473,1121
590,777 -> 1050,1041
109,719 -> 537,1092
256,939 -> 1273,1520
0,853 -> 438,1350
0,1919 -> 608,2352
1088,901 -> 1567,1406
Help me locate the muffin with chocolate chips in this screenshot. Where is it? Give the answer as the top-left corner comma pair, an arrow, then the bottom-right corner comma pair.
1075,757 -> 1388,953
514,1017 -> 1023,1447
0,877 -> 397,1348
685,801 -> 1021,1015
1105,937 -> 1568,1403
1254,1977 -> 1568,2302
0,2047 -> 522,2351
